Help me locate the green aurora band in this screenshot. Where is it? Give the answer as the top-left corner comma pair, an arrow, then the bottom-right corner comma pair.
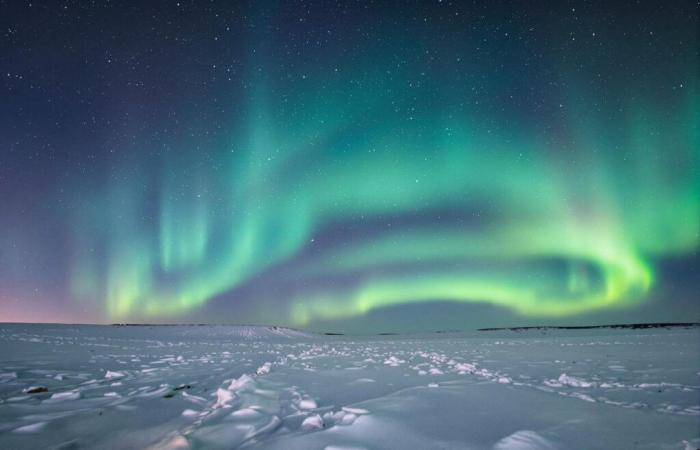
66,40 -> 699,327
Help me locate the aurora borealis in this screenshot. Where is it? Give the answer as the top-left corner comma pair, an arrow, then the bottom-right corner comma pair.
1,1 -> 698,332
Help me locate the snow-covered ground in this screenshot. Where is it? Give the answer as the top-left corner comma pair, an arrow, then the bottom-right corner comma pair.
0,324 -> 697,449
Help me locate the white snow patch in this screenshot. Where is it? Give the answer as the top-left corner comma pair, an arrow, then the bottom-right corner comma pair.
352,378 -> 375,383
48,391 -> 80,401
182,391 -> 207,404
230,407 -> 262,419
493,430 -> 557,450
0,371 -> 17,381
13,422 -> 47,434
342,407 -> 369,415
324,446 -> 368,450
570,392 -> 596,403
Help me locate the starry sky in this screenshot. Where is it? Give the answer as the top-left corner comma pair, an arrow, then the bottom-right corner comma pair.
1,1 -> 698,332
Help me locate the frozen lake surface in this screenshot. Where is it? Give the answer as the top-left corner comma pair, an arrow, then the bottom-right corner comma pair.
0,324 -> 698,449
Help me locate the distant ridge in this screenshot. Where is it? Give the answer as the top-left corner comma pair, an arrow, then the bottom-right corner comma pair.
110,323 -> 305,331
109,324 -> 312,339
478,322 -> 699,331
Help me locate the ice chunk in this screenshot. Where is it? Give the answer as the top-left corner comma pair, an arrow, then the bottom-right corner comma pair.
48,391 -> 80,401
105,370 -> 125,379
301,414 -> 324,431
383,356 -> 405,366
228,374 -> 255,391
454,363 -> 477,373
558,373 -> 595,388
213,388 -> 235,409
339,413 -> 357,425
299,398 -> 317,410
543,379 -> 563,388
256,362 -> 272,375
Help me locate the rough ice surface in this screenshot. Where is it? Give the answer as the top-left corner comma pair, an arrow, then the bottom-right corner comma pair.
0,324 -> 697,449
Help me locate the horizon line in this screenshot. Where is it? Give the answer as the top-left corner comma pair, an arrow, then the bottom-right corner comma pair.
0,320 -> 697,335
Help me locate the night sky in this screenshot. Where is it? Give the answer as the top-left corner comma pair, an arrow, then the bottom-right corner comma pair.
1,1 -> 698,332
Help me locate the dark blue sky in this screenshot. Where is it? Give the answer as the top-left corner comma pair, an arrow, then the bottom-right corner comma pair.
1,1 -> 698,331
